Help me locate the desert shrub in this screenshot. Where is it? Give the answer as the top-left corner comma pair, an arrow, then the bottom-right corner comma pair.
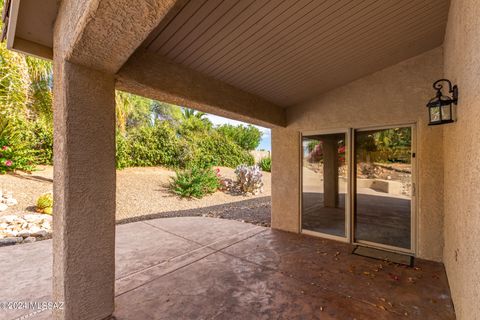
217,124 -> 262,151
170,166 -> 220,198
258,157 -> 271,172
187,132 -> 254,169
235,164 -> 264,195
116,121 -> 182,168
36,192 -> 53,214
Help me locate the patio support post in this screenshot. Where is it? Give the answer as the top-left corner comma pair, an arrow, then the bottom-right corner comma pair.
52,59 -> 116,320
322,138 -> 339,207
271,127 -> 301,232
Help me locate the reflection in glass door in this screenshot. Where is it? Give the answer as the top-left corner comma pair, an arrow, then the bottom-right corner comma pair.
354,127 -> 413,251
302,132 -> 348,239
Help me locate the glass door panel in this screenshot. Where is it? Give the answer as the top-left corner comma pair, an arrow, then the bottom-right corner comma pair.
354,127 -> 413,250
302,133 -> 348,238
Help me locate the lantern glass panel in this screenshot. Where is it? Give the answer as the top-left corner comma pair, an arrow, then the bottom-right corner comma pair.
441,104 -> 452,121
430,106 -> 441,122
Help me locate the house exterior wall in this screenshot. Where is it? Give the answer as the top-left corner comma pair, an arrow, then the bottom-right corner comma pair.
271,47 -> 445,261
442,0 -> 480,319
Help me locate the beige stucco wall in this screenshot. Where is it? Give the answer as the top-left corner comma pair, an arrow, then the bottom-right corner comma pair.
272,47 -> 445,261
442,1 -> 480,319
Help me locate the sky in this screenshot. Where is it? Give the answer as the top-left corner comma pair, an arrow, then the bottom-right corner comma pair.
205,114 -> 271,151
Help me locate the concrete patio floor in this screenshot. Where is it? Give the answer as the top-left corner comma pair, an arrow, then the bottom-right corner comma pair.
0,217 -> 454,320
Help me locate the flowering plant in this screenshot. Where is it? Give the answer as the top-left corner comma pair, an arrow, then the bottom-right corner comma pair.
0,145 -> 15,174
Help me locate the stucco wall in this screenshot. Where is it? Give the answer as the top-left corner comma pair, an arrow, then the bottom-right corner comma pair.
442,1 -> 480,319
271,127 -> 300,233
272,47 -> 445,261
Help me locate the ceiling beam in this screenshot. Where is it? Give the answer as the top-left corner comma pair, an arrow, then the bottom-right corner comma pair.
55,0 -> 186,73
116,50 -> 286,128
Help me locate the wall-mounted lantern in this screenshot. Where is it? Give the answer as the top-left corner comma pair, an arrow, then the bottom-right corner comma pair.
426,79 -> 458,126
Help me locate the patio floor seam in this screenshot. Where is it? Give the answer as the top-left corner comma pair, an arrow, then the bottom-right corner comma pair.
115,225 -> 267,298
133,222 -> 405,317
138,221 -> 404,316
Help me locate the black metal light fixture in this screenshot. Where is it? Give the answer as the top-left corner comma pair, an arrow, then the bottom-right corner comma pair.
426,79 -> 458,126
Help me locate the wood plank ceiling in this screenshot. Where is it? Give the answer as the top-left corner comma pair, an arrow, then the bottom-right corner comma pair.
143,0 -> 450,107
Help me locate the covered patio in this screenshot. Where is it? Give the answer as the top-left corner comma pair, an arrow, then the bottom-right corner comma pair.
2,0 -> 480,319
1,217 -> 454,319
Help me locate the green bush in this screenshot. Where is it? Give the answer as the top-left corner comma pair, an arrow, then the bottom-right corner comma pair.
187,131 -> 254,169
116,121 -> 183,169
217,124 -> 262,151
258,157 -> 271,172
170,166 -> 220,198
28,121 -> 53,164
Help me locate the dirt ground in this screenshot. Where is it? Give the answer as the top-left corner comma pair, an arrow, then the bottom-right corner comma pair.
0,166 -> 272,226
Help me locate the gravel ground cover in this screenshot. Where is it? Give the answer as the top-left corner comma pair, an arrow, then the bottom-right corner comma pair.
0,166 -> 271,226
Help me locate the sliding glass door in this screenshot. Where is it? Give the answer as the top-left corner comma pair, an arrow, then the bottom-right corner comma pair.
301,131 -> 349,240
353,126 -> 414,251
301,125 -> 415,253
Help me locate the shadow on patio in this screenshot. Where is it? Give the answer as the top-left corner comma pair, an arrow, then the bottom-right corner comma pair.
0,217 -> 454,320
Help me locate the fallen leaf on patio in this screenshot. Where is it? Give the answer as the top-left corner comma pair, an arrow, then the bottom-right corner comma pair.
388,273 -> 400,281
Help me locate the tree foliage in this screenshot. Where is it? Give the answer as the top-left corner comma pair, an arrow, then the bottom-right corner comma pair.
216,124 -> 262,151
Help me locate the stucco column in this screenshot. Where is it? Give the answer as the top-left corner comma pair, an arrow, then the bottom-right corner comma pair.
322,139 -> 339,207
271,128 -> 300,233
52,60 -> 116,320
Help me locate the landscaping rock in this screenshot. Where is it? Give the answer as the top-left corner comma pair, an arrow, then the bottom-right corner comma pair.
18,231 -> 31,238
23,237 -> 36,243
5,198 -> 18,206
0,237 -> 23,246
32,230 -> 48,238
0,213 -> 52,246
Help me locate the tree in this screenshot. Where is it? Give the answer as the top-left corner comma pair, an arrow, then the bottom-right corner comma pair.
152,101 -> 182,122
216,124 -> 262,151
115,90 -> 153,133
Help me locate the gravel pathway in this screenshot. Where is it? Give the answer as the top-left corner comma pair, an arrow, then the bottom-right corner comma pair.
0,166 -> 271,226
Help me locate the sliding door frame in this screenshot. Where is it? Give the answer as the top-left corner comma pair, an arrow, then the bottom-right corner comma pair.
351,124 -> 417,255
300,128 -> 352,244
